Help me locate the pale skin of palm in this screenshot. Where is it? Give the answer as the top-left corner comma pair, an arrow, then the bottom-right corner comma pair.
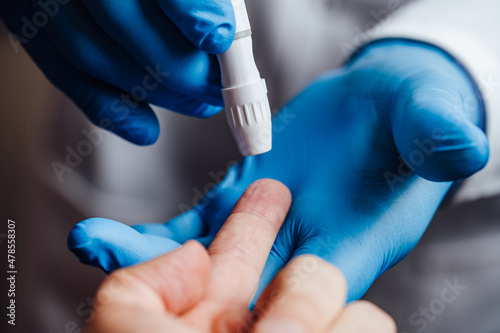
86,179 -> 396,333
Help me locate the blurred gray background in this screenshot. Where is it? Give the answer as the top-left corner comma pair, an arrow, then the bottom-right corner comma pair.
1,0 -> 499,332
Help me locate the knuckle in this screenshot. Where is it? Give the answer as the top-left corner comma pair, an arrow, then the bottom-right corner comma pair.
95,270 -> 132,305
283,255 -> 347,308
347,301 -> 397,332
320,261 -> 347,291
291,255 -> 347,294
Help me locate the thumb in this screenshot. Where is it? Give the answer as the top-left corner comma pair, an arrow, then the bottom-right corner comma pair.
389,52 -> 489,182
86,242 -> 210,333
68,218 -> 182,273
119,241 -> 211,314
133,160 -> 253,246
156,0 -> 235,54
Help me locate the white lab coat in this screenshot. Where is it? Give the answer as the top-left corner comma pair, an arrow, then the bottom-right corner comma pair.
246,0 -> 500,205
366,0 -> 500,204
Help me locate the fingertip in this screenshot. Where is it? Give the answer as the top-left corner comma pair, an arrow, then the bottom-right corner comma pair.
240,179 -> 292,232
166,94 -> 223,118
183,240 -> 211,273
67,220 -> 93,251
68,218 -> 130,270
249,178 -> 292,201
84,92 -> 161,146
342,301 -> 397,333
137,240 -> 211,314
199,23 -> 235,54
68,218 -> 180,273
442,125 -> 489,179
68,218 -> 116,251
243,179 -> 293,215
151,240 -> 210,277
67,218 -> 112,270
193,104 -> 224,118
155,0 -> 235,55
392,95 -> 490,181
110,109 -> 160,146
253,256 -> 346,333
408,124 -> 489,181
289,255 -> 347,301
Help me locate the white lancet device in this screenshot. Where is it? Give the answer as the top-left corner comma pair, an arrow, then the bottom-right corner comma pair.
217,0 -> 272,156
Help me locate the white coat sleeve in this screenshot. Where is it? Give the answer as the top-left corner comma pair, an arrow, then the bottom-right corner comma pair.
358,0 -> 500,205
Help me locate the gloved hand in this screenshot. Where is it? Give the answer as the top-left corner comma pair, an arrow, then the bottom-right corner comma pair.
68,40 -> 489,301
0,0 -> 234,145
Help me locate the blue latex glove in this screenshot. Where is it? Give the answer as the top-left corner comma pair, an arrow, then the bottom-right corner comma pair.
0,0 -> 234,145
68,40 -> 489,301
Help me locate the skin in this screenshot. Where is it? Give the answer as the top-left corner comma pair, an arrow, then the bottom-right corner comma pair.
86,179 -> 396,333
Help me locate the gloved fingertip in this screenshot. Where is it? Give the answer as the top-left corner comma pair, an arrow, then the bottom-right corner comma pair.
67,220 -> 93,251
68,218 -> 185,273
406,124 -> 489,182
84,91 -> 160,146
432,126 -> 489,181
199,23 -> 235,54
109,112 -> 160,146
67,218 -> 140,272
194,104 -> 223,118
67,218 -> 108,271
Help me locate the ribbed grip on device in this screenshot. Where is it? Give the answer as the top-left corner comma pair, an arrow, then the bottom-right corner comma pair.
223,79 -> 272,156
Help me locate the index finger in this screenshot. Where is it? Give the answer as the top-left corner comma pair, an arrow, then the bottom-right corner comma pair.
206,179 -> 292,305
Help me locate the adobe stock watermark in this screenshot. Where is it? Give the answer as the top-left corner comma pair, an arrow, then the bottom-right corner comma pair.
402,277 -> 467,333
234,256 -> 320,333
0,232 -> 6,244
51,65 -> 169,182
7,0 -> 73,54
50,270 -> 135,333
177,105 -> 297,216
383,86 -> 489,193
339,0 -> 404,57
478,73 -> 500,101
384,128 -> 446,192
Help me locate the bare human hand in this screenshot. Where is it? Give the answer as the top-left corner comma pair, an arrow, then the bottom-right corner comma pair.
86,179 -> 395,333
